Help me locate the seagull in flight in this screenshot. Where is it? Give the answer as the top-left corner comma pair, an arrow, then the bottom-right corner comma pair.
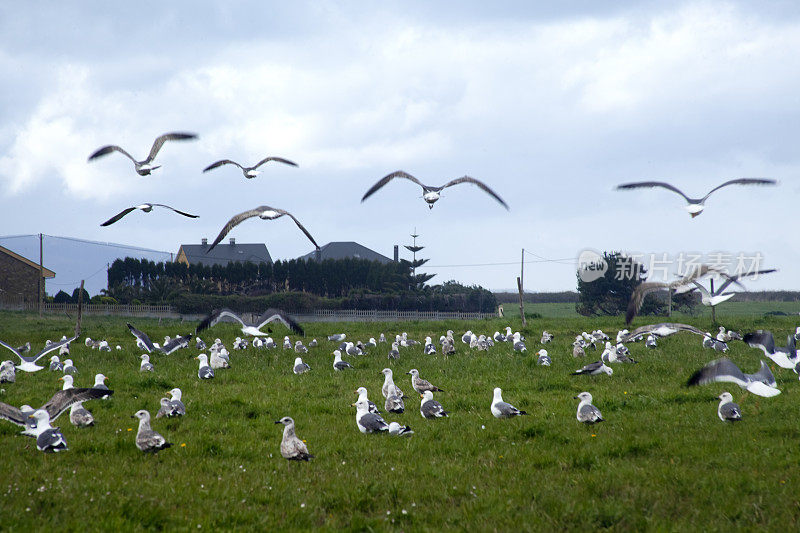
196,308 -> 304,336
0,335 -> 78,372
616,178 -> 776,217
88,132 -> 198,175
361,170 -> 509,210
625,265 -> 735,325
203,156 -> 298,179
687,357 -> 779,397
207,205 -> 319,252
100,203 -> 199,226
677,269 -> 777,307
0,387 -> 113,432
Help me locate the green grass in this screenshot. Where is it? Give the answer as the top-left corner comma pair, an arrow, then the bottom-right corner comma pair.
1,310 -> 800,530
520,300 -> 800,319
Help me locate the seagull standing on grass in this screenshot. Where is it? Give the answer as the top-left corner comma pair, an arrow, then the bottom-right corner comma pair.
275,416 -> 313,461
0,360 -> 15,383
196,354 -> 214,379
28,410 -> 68,452
571,360 -> 613,376
140,354 -> 154,372
574,392 -> 604,424
490,388 -> 527,419
333,351 -> 353,371
132,410 -> 172,453
166,388 -> 186,416
616,178 -> 776,218
88,132 -> 198,176
293,357 -> 310,374
353,399 -> 390,434
355,387 -> 381,414
407,369 -> 443,394
716,392 -> 742,422
420,391 -> 449,419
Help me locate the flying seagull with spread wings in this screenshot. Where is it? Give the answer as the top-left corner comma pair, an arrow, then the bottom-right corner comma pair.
687,358 -> 779,397
616,178 -> 776,217
0,335 -> 78,372
88,132 -> 198,175
0,387 -> 113,430
625,265 -> 736,325
677,269 -> 777,306
196,308 -> 304,336
100,203 -> 199,226
203,156 -> 298,179
361,170 -> 509,210
207,205 -> 319,252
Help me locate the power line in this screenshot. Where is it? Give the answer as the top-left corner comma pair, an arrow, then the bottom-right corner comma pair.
425,257 -> 575,268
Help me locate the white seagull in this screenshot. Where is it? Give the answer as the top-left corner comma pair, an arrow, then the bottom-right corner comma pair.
353,399 -> 389,434
0,334 -> 78,372
574,392 -> 604,424
716,392 -> 742,422
132,410 -> 172,453
687,358 -> 780,397
203,156 -> 298,178
361,170 -> 509,210
274,416 -> 313,461
196,308 -> 304,336
100,203 -> 198,226
207,205 -> 319,252
88,132 -> 198,176
293,357 -> 310,374
742,330 -> 799,369
490,388 -> 527,419
420,390 -> 449,419
196,354 -> 214,379
616,178 -> 776,218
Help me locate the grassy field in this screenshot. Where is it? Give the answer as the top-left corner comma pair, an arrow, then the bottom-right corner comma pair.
517,300 -> 800,319
1,310 -> 800,530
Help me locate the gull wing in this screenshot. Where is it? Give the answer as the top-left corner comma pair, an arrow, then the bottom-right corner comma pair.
0,339 -> 22,362
687,358 -> 748,388
207,207 -> 267,251
100,207 -> 138,227
361,170 -> 426,202
203,159 -> 243,172
0,402 -> 26,426
127,323 -> 156,352
715,269 -> 777,294
282,211 -> 320,250
254,309 -> 304,335
743,330 -> 775,355
151,204 -> 199,219
41,387 -> 113,421
253,156 -> 298,169
88,145 -> 137,163
616,181 -> 693,202
196,309 -> 246,334
145,132 -> 198,163
701,178 -> 777,202
25,335 -> 78,365
745,380 -> 781,397
440,176 -> 509,209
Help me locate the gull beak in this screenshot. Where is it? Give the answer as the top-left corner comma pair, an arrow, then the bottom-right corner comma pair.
130,415 -> 136,419
274,420 -> 282,424
419,393 -> 424,398
405,371 -> 411,375
28,414 -> 35,419
350,402 -> 356,407
573,396 -> 580,399
58,377 -> 63,381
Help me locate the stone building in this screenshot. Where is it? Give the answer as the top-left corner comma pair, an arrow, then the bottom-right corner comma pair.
0,245 -> 55,304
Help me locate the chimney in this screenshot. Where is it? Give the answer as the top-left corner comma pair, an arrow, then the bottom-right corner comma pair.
393,245 -> 399,262
230,238 -> 236,245
201,238 -> 208,246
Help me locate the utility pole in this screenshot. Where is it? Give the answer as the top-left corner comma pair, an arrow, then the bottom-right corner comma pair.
667,288 -> 673,317
38,233 -> 43,317
517,248 -> 526,326
710,278 -> 716,324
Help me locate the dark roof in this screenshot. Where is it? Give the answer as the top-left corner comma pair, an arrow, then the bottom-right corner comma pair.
0,245 -> 55,277
178,243 -> 272,267
298,241 -> 392,264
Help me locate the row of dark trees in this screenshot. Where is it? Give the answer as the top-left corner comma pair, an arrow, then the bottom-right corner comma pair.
104,257 -> 496,312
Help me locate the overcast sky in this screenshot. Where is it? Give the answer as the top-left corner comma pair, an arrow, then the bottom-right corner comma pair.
1,1 -> 799,293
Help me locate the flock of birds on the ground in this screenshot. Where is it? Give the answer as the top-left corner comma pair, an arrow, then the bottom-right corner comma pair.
3,304 -> 800,458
